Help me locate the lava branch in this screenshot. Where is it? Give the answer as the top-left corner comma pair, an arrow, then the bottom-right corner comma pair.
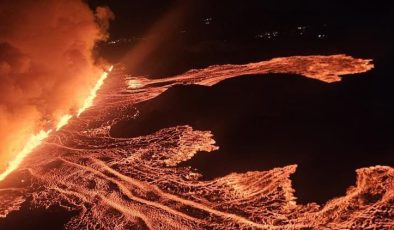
0,66 -> 114,182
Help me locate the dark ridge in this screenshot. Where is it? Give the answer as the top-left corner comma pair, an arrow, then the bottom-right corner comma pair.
144,80 -> 178,88
0,198 -> 78,230
110,70 -> 394,204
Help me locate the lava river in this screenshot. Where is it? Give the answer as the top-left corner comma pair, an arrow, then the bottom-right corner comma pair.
0,55 -> 393,229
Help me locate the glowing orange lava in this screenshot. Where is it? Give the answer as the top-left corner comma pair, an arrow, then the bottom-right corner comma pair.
0,66 -> 113,182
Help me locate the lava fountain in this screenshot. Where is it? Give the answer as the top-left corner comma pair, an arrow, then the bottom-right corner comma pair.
0,66 -> 113,182
77,66 -> 114,117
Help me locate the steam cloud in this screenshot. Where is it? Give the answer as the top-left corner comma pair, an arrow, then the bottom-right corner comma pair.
0,1 -> 113,171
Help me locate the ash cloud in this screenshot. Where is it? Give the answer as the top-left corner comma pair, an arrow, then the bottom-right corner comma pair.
0,1 -> 113,170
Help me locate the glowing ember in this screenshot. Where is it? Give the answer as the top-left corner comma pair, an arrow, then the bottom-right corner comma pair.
77,66 -> 113,117
56,114 -> 73,131
0,130 -> 51,181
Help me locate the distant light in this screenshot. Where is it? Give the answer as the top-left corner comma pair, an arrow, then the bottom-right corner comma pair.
204,17 -> 213,25
255,31 -> 279,40
297,26 -> 307,36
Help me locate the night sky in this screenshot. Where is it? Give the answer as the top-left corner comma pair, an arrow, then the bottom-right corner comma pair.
88,1 -> 393,40
87,1 -> 394,79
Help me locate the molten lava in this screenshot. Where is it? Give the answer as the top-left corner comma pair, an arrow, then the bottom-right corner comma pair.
0,66 -> 113,182
0,56 -> 392,229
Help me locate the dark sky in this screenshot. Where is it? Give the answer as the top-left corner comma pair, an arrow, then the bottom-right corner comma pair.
88,0 -> 393,76
88,0 -> 393,40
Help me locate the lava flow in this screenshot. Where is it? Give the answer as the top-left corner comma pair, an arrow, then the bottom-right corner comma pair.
0,66 -> 113,183
0,56 -> 392,229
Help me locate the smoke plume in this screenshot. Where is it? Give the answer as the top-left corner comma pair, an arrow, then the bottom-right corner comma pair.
0,1 -> 113,171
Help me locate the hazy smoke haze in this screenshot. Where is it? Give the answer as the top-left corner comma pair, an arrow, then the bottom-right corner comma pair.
0,0 -> 113,171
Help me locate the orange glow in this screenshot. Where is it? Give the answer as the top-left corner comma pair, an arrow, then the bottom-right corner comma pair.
77,66 -> 113,117
0,130 -> 51,181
